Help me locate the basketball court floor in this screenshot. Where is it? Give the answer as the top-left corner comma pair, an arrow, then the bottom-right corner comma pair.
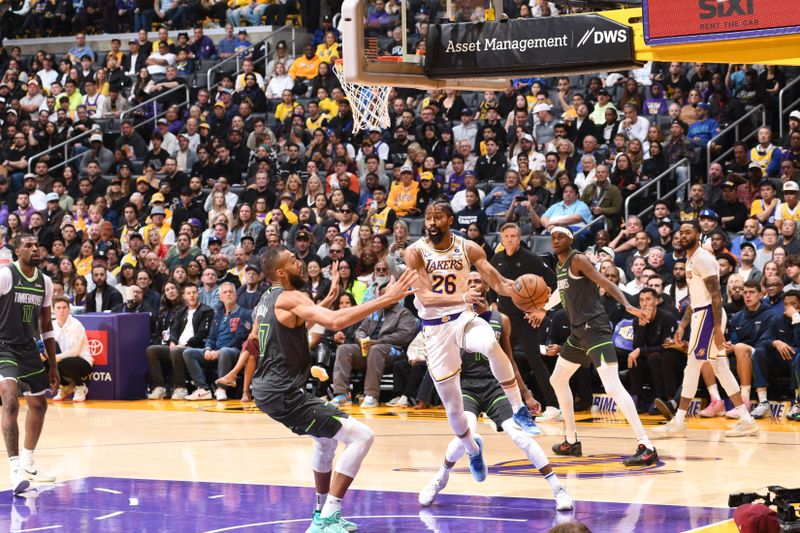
1,400 -> 797,532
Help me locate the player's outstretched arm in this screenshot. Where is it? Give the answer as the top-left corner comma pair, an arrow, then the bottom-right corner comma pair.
278,270 -> 418,332
467,241 -> 514,296
404,246 -> 482,306
572,253 -> 650,324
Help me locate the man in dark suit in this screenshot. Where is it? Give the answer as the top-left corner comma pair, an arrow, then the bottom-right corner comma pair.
85,265 -> 123,313
123,39 -> 148,81
489,222 -> 561,419
571,104 -> 600,147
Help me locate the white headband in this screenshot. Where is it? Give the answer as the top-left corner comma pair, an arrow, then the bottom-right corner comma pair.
551,226 -> 574,239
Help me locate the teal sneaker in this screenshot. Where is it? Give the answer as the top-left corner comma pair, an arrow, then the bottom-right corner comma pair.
306,511 -> 349,533
306,511 -> 325,533
334,511 -> 357,532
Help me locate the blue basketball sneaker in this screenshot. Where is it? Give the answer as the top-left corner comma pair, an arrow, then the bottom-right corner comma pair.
513,405 -> 542,435
466,436 -> 488,482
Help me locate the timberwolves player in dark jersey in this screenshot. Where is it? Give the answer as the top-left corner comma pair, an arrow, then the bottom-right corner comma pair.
252,248 -> 417,533
527,227 -> 658,467
0,235 -> 60,495
419,272 -> 573,512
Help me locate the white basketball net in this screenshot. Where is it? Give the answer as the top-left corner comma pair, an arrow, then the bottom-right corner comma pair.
333,60 -> 391,134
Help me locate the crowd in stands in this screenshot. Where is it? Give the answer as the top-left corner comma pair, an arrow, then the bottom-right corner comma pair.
1,1 -> 799,421
0,0 -> 319,38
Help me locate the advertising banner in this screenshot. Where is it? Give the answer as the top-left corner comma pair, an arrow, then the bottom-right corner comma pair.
78,313 -> 150,400
644,0 -> 800,45
425,14 -> 637,79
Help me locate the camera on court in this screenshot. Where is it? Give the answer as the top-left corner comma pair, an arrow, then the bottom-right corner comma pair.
729,486 -> 800,531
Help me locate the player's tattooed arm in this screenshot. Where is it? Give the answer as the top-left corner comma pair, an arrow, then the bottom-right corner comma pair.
703,274 -> 726,349
277,269 -> 418,331
674,303 -> 693,342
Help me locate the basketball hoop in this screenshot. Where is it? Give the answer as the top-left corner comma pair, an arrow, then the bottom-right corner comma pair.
333,58 -> 392,134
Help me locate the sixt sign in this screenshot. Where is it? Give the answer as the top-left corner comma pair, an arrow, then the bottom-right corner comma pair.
698,0 -> 754,19
644,0 -> 800,45
425,14 -> 638,79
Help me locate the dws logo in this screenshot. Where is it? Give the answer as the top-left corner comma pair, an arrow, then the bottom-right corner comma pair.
576,27 -> 628,48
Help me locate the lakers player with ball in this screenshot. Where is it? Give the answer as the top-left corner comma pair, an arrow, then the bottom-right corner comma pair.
405,201 -> 543,483
526,226 -> 659,466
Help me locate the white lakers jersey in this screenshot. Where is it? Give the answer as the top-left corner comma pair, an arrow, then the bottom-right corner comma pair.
686,247 -> 718,308
410,235 -> 472,320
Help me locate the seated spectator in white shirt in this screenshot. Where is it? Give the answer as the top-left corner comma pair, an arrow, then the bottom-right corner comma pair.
51,296 -> 93,402
146,42 -> 176,76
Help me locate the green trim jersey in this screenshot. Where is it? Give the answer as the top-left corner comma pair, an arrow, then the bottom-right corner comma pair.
460,311 -> 504,380
0,263 -> 52,345
556,250 -> 605,326
251,287 -> 312,394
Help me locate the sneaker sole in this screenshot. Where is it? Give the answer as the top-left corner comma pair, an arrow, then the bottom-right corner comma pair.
726,428 -> 759,437
651,429 -> 687,439
13,479 -> 30,495
653,399 -> 675,421
25,473 -> 56,482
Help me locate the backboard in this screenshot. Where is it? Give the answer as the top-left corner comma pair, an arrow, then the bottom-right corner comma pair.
340,0 -> 510,90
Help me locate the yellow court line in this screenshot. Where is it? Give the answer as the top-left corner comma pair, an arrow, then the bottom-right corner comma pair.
37,400 -> 800,433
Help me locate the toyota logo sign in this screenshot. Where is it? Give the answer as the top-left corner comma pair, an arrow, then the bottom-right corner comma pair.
89,339 -> 105,357
84,330 -> 109,366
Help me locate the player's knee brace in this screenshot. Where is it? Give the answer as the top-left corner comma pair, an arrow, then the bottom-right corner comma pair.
332,417 -> 375,478
502,420 -> 549,469
710,357 -> 740,395
311,437 -> 337,473
680,356 -> 704,399
434,378 -> 470,435
550,358 -> 579,389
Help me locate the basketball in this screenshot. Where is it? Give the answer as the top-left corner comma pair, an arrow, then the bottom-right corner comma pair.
511,274 -> 551,312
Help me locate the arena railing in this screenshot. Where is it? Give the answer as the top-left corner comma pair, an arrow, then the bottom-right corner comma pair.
624,157 -> 692,221
29,84 -> 191,175
27,128 -> 95,175
573,214 -> 606,237
779,76 -> 800,138
119,83 -> 192,130
636,175 -> 692,222
706,104 -> 766,172
206,25 -> 296,91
